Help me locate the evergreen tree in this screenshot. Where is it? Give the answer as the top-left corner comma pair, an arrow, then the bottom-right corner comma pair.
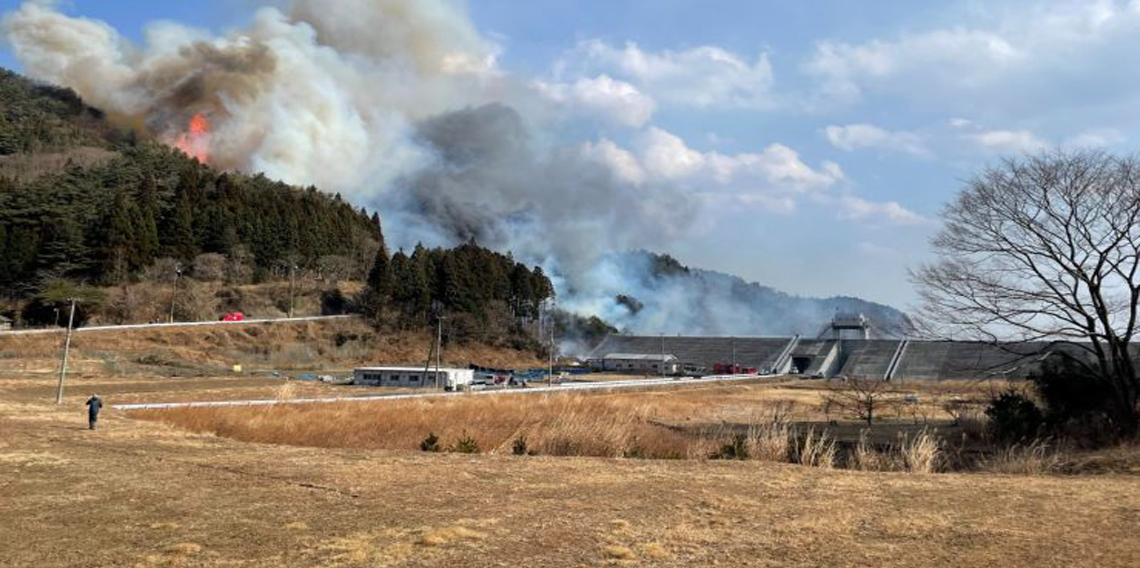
99,189 -> 137,282
135,176 -> 160,261
364,244 -> 393,319
35,215 -> 87,281
163,189 -> 197,261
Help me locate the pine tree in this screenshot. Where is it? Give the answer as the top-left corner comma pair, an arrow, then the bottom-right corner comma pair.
134,177 -> 160,264
364,243 -> 393,320
100,189 -> 137,282
164,189 -> 196,261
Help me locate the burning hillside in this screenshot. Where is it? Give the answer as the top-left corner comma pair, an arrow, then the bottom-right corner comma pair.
172,113 -> 211,164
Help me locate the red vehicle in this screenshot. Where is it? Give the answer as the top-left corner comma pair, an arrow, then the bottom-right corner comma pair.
221,312 -> 245,322
713,363 -> 758,375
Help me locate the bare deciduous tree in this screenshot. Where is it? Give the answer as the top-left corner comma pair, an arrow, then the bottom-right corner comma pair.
824,379 -> 893,425
913,151 -> 1139,432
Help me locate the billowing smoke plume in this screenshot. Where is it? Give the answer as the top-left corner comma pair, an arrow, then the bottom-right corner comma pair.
2,1 -> 904,341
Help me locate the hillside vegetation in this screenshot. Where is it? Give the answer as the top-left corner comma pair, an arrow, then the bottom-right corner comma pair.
0,68 -> 554,351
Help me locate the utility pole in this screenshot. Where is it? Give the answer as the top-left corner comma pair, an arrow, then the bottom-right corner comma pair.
731,336 -> 737,374
660,333 -> 665,378
423,330 -> 435,388
55,298 -> 76,404
546,299 -> 556,386
288,262 -> 297,318
168,265 -> 182,323
434,315 -> 445,388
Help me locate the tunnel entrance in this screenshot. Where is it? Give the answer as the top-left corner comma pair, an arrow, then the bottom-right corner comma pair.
791,356 -> 812,374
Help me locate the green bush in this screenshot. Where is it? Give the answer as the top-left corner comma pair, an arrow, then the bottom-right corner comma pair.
1029,358 -> 1120,440
986,391 -> 1044,443
419,432 -> 441,452
450,432 -> 480,454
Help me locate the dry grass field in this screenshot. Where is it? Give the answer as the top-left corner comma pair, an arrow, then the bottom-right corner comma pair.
0,319 -> 543,378
1,327 -> 1138,567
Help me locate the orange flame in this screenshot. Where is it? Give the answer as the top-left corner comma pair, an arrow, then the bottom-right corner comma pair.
174,112 -> 211,164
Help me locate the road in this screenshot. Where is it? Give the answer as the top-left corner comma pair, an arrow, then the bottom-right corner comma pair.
0,314 -> 357,336
113,374 -> 772,411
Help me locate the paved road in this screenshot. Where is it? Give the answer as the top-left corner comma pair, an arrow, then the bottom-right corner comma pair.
0,314 -> 357,336
113,374 -> 772,411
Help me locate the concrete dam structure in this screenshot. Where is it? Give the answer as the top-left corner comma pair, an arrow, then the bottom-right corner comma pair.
588,334 -> 1084,381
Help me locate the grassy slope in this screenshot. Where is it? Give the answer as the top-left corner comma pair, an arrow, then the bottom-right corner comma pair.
1,391 -> 1137,568
0,318 -> 544,378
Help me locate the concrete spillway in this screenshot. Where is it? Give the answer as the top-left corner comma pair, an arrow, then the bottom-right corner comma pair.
590,335 -> 1119,380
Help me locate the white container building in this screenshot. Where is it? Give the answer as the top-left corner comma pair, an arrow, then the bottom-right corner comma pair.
589,353 -> 680,374
353,366 -> 474,391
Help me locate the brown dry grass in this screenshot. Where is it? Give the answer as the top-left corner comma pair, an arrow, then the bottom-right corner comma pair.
0,318 -> 543,377
133,392 -> 702,459
1,374 -> 1138,567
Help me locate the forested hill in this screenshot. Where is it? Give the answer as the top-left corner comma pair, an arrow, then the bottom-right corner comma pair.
0,69 -> 390,295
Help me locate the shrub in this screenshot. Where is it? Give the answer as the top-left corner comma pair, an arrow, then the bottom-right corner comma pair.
450,432 -> 480,454
511,435 -> 529,456
319,288 -> 350,315
1029,358 -> 1120,441
714,433 -> 750,460
420,432 -> 441,452
986,391 -> 1044,442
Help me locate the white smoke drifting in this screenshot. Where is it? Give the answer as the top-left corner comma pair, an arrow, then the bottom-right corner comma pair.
2,0 -> 904,339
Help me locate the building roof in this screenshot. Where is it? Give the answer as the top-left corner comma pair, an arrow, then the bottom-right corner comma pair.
592,336 -> 790,368
603,353 -> 678,362
354,366 -> 470,373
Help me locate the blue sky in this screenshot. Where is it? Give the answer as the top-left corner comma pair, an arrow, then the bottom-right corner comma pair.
3,1 -> 1138,309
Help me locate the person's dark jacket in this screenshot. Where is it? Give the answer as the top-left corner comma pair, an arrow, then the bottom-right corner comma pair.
85,396 -> 102,419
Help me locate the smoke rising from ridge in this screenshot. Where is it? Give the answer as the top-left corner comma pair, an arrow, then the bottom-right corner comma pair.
2,0 -> 905,339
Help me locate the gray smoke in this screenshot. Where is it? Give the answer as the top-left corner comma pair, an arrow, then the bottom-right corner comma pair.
386,103 -> 694,277
1,0 -> 902,341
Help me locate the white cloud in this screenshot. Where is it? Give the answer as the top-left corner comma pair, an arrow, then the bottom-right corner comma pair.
557,40 -> 775,110
535,74 -> 655,127
806,28 -> 1021,106
635,127 -> 842,191
583,127 -> 919,224
1064,128 -> 1126,148
803,1 -> 1140,115
969,129 -> 1048,155
823,123 -> 927,155
837,194 -> 927,225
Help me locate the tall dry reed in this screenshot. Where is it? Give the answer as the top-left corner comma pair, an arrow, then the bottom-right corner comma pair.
978,439 -> 1062,474
899,428 -> 942,473
790,427 -> 837,469
743,410 -> 793,462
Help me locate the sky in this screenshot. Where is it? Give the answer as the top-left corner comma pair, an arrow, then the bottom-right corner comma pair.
3,0 -> 1139,310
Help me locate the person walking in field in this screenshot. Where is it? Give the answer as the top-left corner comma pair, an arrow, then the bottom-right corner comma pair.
85,394 -> 103,430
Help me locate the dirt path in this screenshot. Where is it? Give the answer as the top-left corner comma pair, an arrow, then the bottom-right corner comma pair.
2,393 -> 1137,568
